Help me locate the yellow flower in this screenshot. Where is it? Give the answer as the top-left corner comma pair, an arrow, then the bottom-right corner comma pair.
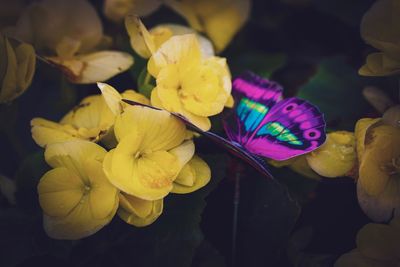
103,0 -> 162,23
31,89 -> 149,147
102,105 -> 195,200
356,118 -> 400,222
118,193 -> 163,227
164,0 -> 251,52
0,33 -> 35,103
125,15 -> 215,59
148,34 -> 232,131
172,155 -> 211,194
335,218 -> 400,267
306,131 -> 356,178
359,0 -> 400,76
10,0 -> 133,83
38,140 -> 119,240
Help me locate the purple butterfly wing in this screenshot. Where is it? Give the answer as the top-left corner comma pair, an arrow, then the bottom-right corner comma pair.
244,97 -> 326,160
224,72 -> 326,161
122,98 -> 273,179
223,72 -> 283,144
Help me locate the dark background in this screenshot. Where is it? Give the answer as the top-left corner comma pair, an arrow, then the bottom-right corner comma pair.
1,0 -> 398,266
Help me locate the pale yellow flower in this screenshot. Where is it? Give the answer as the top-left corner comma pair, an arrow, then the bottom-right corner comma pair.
103,0 -> 162,23
359,0 -> 400,76
10,0 -> 133,83
335,218 -> 400,267
164,0 -> 251,52
102,105 -> 194,200
306,131 -> 356,178
38,140 -> 119,239
0,33 -> 35,103
148,34 -> 232,131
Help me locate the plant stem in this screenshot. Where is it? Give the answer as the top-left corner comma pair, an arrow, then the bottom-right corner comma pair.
232,166 -> 242,267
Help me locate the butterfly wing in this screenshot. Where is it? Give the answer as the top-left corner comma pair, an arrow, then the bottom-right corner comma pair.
224,72 -> 326,161
122,98 -> 273,179
244,97 -> 326,160
223,71 -> 284,144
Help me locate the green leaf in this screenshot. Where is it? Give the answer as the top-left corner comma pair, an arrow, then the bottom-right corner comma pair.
297,57 -> 370,130
230,52 -> 287,78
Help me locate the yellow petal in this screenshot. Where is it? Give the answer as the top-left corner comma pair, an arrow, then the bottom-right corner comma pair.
359,125 -> 400,196
46,51 -> 134,84
355,118 -> 381,162
163,0 -> 204,31
148,34 -> 202,77
31,118 -> 80,147
118,193 -> 163,227
172,155 -> 211,194
104,0 -> 162,23
357,179 -> 400,222
97,82 -> 124,115
202,0 -> 251,52
306,131 -> 356,178
42,194 -> 118,240
38,167 -> 84,217
114,105 -> 186,151
44,140 -> 107,171
225,94 -> 234,108
356,222 -> 400,261
125,14 -> 155,58
168,140 -> 195,171
85,159 -> 119,219
359,53 -> 400,77
121,89 -> 150,105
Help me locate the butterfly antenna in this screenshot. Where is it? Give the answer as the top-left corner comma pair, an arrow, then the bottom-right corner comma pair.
231,168 -> 241,267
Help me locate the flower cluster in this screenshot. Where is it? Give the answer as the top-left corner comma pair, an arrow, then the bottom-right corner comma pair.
32,88 -> 212,239
27,2 -> 241,238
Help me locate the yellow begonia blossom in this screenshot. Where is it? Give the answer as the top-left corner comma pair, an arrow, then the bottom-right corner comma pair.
306,131 -> 356,178
335,218 -> 400,267
355,119 -> 400,222
172,155 -> 211,194
38,140 -> 119,240
0,33 -> 35,103
10,0 -> 133,83
103,0 -> 162,23
148,34 -> 232,131
103,105 -> 195,200
164,0 -> 251,52
359,0 -> 400,76
31,90 -> 149,148
118,193 -> 163,227
125,15 -> 215,59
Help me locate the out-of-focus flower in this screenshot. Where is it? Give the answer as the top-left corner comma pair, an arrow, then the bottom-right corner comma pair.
102,105 -> 195,200
359,0 -> 400,76
118,193 -> 163,227
356,117 -> 400,222
148,34 -> 232,131
103,0 -> 162,23
0,33 -> 35,103
38,140 -> 119,239
362,86 -> 396,114
164,0 -> 251,52
306,131 -> 356,178
172,155 -> 211,194
125,15 -> 215,59
9,0 -> 133,83
335,218 -> 400,267
31,90 -> 148,147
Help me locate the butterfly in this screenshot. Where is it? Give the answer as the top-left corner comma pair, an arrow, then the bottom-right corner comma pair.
123,72 -> 326,179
